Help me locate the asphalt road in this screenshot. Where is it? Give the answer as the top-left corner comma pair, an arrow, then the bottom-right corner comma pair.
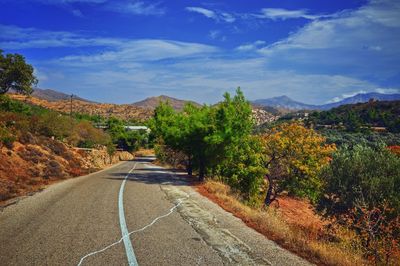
0,157 -> 311,266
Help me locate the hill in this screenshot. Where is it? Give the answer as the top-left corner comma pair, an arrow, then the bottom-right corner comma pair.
9,88 -> 92,102
252,92 -> 400,110
307,100 -> 400,132
8,94 -> 152,121
131,95 -> 201,111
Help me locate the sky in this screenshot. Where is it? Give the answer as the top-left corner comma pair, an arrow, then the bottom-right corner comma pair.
0,0 -> 399,104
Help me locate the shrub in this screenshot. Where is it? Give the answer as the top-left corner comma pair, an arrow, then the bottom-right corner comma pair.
68,120 -> 111,148
0,123 -> 16,149
43,160 -> 64,179
319,145 -> 400,264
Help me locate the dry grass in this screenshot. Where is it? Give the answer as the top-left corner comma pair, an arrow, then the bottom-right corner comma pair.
197,180 -> 367,266
134,148 -> 155,157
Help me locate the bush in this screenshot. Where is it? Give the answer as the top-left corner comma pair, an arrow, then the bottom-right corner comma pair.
0,123 -> 16,149
43,160 -> 64,179
68,121 -> 111,148
319,145 -> 400,264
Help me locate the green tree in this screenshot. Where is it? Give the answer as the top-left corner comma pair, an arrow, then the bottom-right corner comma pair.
0,50 -> 37,95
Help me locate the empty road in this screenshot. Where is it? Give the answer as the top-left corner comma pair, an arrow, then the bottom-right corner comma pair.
0,157 -> 311,265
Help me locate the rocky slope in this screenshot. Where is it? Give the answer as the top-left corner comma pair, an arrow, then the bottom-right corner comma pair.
0,136 -> 133,203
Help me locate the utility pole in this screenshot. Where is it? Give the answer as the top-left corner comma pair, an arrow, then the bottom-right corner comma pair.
70,94 -> 74,136
70,94 -> 73,117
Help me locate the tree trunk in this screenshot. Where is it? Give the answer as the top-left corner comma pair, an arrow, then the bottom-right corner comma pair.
264,174 -> 276,206
198,158 -> 205,182
187,155 -> 193,176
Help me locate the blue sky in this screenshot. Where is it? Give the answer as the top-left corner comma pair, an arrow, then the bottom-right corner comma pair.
0,0 -> 399,104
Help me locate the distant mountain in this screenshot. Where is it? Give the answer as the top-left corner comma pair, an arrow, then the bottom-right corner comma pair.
252,95 -> 318,110
320,92 -> 400,110
30,88 -> 92,102
131,95 -> 201,111
252,93 -> 400,111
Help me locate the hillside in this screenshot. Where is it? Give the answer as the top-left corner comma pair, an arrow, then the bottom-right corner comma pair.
131,95 -> 201,111
9,94 -> 152,121
308,100 -> 400,132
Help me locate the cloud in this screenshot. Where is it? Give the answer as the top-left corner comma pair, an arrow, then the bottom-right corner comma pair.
71,9 -> 83,17
107,1 -> 166,16
58,39 -> 218,63
327,90 -> 367,103
186,7 -> 216,19
255,0 -> 400,82
375,88 -> 400,94
0,24 -> 124,49
236,40 -> 266,51
255,8 -> 331,21
3,1 -> 399,104
185,6 -> 236,23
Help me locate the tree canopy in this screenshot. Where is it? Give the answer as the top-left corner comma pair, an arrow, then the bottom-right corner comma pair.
0,50 -> 37,95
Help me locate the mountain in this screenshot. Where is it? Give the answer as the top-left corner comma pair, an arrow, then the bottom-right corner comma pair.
252,95 -> 318,110
252,93 -> 400,111
131,95 -> 201,111
320,92 -> 400,110
31,88 -> 92,102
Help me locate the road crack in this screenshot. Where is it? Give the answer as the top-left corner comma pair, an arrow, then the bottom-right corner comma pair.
77,198 -> 185,266
161,186 -> 261,265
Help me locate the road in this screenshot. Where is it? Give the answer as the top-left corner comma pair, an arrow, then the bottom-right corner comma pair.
0,157 -> 311,266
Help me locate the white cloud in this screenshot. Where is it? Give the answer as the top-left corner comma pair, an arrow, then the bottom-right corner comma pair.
0,24 -> 124,49
375,88 -> 400,94
58,39 -> 218,64
185,6 -> 236,23
107,1 -> 165,16
236,40 -> 266,51
255,8 -> 331,21
186,7 -> 216,19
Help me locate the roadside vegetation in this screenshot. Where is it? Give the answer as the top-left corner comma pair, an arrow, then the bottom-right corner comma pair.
150,88 -> 400,265
0,51 -> 149,202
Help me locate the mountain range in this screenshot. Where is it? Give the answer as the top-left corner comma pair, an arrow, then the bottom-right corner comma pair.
252,92 -> 400,110
9,88 -> 400,112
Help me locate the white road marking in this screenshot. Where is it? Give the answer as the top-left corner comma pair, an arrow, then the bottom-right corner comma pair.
76,162 -> 186,266
119,164 -> 139,266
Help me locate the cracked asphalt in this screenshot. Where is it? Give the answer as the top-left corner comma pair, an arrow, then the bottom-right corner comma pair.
0,157 -> 311,266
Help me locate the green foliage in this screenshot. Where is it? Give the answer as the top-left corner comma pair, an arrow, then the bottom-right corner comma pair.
150,88 -> 266,201
307,100 -> 400,133
318,145 -> 400,263
319,128 -> 400,148
0,94 -> 114,149
319,145 -> 400,217
261,123 -> 336,205
0,123 -> 15,148
107,117 -> 148,152
0,50 -> 37,95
